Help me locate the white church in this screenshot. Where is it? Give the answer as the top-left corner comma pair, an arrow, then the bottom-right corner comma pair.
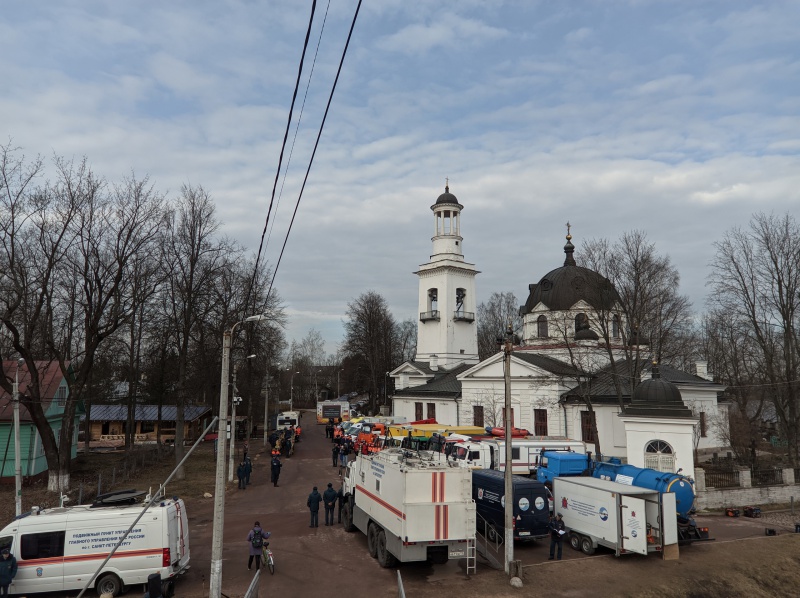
390,185 -> 728,474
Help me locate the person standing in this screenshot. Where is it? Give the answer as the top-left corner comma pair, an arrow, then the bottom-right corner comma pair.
307,486 -> 322,527
237,461 -> 247,490
244,456 -> 253,486
332,443 -> 340,467
549,513 -> 566,560
271,456 -> 282,487
323,483 -> 337,526
0,547 -> 17,597
337,484 -> 345,523
339,442 -> 349,468
247,522 -> 267,570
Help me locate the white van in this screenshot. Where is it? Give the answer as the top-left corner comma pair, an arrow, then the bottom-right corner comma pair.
0,490 -> 190,596
277,410 -> 300,429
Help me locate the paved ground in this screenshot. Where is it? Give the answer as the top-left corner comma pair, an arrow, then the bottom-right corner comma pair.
180,415 -> 800,597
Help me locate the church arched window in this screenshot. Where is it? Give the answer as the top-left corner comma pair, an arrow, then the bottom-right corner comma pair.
612,315 -> 621,339
537,315 -> 548,338
644,440 -> 675,472
575,313 -> 589,334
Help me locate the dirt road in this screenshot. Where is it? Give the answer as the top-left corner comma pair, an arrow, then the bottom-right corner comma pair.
182,415 -> 800,598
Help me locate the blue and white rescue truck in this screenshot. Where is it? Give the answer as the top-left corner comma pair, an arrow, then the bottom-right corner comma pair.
472,469 -> 550,543
538,451 -> 711,545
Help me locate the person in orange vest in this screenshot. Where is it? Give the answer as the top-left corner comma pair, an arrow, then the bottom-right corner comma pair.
295,425 -> 302,442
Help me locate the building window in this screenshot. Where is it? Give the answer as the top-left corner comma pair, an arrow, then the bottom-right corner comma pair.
575,313 -> 590,334
141,421 -> 155,434
612,315 -> 621,339
644,440 -> 675,472
580,411 -> 596,444
537,315 -> 548,338
427,403 -> 436,420
54,385 -> 67,407
415,402 -> 423,421
473,405 -> 484,428
699,412 -> 707,438
534,409 -> 548,436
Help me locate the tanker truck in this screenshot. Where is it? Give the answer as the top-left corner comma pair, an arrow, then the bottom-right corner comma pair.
537,451 -> 710,545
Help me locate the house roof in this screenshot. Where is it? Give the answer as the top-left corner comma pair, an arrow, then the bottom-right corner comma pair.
514,352 -> 582,377
393,363 -> 473,398
562,359 -> 723,402
80,404 -> 211,423
0,360 -> 69,422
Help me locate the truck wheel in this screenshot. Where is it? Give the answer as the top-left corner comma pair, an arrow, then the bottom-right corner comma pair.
367,523 -> 379,558
376,529 -> 398,568
580,536 -> 596,555
342,503 -> 355,532
569,533 -> 581,551
96,572 -> 122,596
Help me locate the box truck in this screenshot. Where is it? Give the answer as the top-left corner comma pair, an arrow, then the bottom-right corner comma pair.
342,449 -> 476,567
552,476 -> 678,557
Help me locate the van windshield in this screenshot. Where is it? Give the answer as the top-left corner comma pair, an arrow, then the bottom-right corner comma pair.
0,536 -> 11,553
454,446 -> 468,460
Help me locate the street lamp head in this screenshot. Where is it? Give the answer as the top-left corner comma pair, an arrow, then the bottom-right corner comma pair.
246,354 -> 257,360
244,314 -> 266,323
17,358 -> 24,367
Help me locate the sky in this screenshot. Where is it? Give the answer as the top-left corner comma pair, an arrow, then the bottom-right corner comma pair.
2,1 -> 799,356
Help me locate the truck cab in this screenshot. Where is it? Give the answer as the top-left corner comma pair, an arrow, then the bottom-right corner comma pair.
536,451 -> 593,485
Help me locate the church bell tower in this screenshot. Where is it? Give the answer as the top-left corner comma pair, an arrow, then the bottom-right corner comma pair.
414,183 -> 479,368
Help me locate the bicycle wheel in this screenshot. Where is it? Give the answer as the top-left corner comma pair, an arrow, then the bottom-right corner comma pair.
268,553 -> 275,575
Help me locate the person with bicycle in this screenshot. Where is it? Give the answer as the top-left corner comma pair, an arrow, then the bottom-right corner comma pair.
247,522 -> 269,570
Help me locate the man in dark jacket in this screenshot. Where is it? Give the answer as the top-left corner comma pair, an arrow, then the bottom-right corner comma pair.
237,461 -> 247,490
0,547 -> 17,597
332,444 -> 340,467
271,457 -> 282,487
307,486 -> 323,527
322,483 -> 338,526
244,456 -> 253,485
549,513 -> 566,560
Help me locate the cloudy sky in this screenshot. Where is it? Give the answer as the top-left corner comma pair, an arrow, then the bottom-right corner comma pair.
3,1 -> 799,354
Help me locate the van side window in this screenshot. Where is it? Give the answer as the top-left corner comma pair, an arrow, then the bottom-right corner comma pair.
21,531 -> 65,560
512,447 -> 520,460
469,451 -> 481,460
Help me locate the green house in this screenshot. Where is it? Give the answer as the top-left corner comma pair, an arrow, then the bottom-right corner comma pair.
0,361 -> 83,481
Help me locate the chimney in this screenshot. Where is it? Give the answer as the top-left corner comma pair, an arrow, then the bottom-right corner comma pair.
694,360 -> 711,381
429,355 -> 438,371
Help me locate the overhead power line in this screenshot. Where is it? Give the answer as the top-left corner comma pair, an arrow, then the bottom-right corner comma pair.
260,0 -> 363,311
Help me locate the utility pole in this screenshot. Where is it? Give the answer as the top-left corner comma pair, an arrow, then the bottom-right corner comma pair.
14,358 -> 24,517
502,323 -> 516,576
263,373 -> 270,448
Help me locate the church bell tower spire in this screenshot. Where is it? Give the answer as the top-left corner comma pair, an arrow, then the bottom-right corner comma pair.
414,182 -> 479,368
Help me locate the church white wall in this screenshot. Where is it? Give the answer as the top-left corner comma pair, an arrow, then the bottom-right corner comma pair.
681,389 -> 729,451
619,416 -> 697,475
392,397 -> 459,426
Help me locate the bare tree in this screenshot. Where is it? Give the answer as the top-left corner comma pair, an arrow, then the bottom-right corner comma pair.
581,231 -> 694,401
342,291 -> 396,414
477,292 -> 521,360
708,212 -> 800,464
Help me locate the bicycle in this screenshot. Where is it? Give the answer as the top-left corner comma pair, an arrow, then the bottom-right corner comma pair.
262,542 -> 275,574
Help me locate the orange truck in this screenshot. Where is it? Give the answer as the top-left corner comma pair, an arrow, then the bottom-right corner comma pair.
354,422 -> 386,454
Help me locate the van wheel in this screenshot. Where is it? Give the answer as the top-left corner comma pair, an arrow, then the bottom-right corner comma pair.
367,523 -> 379,558
487,525 -> 498,543
376,529 -> 398,568
96,572 -> 122,596
342,502 -> 355,533
580,536 -> 596,555
569,533 -> 581,551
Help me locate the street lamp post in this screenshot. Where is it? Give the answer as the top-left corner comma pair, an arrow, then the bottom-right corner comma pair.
228,355 -> 255,483
210,314 -> 264,597
289,370 -> 299,411
13,358 -> 24,517
263,362 -> 280,448
337,369 -> 343,398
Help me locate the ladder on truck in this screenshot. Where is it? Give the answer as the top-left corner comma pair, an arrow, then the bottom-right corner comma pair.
466,538 -> 477,576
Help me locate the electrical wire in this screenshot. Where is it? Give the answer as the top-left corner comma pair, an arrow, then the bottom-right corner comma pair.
261,0 -> 363,309
245,0 -> 318,310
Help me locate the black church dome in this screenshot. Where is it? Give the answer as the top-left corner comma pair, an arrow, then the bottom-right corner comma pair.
521,234 -> 619,313
434,184 -> 461,206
